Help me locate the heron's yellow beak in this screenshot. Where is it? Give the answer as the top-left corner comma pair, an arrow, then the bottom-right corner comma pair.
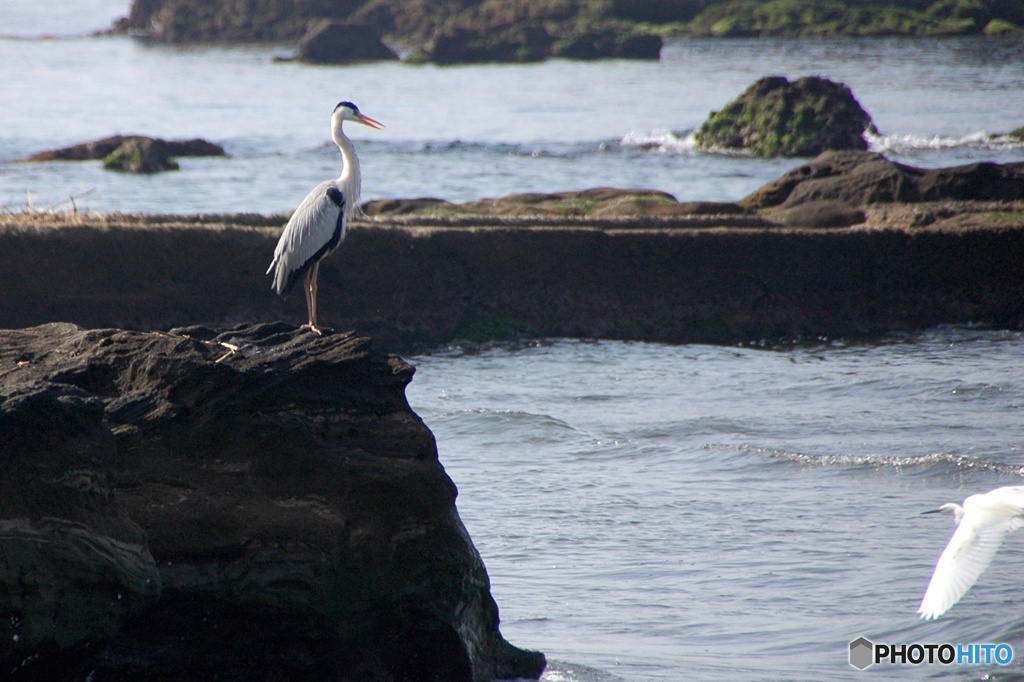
357,114 -> 385,130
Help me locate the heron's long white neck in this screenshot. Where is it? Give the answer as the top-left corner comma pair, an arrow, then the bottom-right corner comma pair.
332,123 -> 361,217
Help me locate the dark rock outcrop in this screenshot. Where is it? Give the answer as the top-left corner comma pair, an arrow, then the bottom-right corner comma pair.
768,200 -> 868,228
551,28 -> 663,60
294,19 -> 398,63
115,0 -> 361,42
695,76 -> 875,157
0,322 -> 545,681
613,33 -> 664,59
742,150 -> 1024,209
424,23 -> 555,64
20,135 -> 225,174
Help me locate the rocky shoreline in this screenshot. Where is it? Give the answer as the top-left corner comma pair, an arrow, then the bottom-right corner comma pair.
110,0 -> 1024,65
3,153 -> 1024,349
2,206 -> 1023,351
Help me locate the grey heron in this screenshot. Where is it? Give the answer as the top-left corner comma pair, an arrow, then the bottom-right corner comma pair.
267,101 -> 384,334
918,485 -> 1024,619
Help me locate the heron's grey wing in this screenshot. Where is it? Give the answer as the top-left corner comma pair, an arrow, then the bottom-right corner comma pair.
918,509 -> 1017,619
267,181 -> 346,295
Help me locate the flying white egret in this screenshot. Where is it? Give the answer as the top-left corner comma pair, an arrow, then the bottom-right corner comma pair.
918,485 -> 1024,620
267,101 -> 384,335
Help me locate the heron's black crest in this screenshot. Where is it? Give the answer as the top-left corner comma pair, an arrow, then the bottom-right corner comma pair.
334,101 -> 359,113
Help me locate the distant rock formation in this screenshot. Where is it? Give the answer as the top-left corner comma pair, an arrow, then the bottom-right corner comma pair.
681,0 -> 1024,37
294,20 -> 398,63
0,322 -> 546,681
419,23 -> 662,64
114,0 -> 663,63
20,135 -> 225,174
696,76 -> 875,157
110,0 -> 1024,62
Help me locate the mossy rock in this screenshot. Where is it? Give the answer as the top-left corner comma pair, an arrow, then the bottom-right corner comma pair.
678,0 -> 1011,36
103,138 -> 180,173
984,18 -> 1024,35
695,75 -> 875,158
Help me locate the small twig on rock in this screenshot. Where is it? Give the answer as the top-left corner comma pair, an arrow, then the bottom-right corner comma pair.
214,342 -> 240,363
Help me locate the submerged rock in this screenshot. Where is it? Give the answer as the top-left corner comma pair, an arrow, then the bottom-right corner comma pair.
0,322 -> 545,681
21,135 -> 225,174
695,75 -> 875,157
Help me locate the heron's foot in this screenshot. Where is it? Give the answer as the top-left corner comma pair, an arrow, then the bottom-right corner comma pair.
301,323 -> 332,336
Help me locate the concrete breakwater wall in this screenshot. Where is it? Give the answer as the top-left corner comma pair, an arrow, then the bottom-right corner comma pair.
2,216 -> 1023,348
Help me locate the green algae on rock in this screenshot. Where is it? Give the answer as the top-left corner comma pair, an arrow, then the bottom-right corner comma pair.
696,76 -> 875,158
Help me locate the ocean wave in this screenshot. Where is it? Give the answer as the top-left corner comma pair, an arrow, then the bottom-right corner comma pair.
727,445 -> 1024,476
866,129 -> 1024,154
619,129 -> 701,155
619,128 -> 1024,158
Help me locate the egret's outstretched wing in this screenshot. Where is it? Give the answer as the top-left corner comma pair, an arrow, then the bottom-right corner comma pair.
267,181 -> 346,295
918,488 -> 1024,620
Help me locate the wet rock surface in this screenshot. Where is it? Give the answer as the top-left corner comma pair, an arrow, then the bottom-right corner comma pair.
0,322 -> 545,681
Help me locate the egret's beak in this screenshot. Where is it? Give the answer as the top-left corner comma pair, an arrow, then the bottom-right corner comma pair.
357,113 -> 385,130
921,509 -> 942,515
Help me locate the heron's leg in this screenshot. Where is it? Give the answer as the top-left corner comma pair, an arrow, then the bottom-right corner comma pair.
308,262 -> 320,329
301,262 -> 330,335
303,268 -> 315,327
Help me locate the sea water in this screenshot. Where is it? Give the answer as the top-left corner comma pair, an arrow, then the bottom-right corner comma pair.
1,4 -> 1023,213
407,329 -> 1024,680
4,4 -> 1024,680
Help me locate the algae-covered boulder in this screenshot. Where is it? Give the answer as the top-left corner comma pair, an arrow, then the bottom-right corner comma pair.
695,75 -> 875,157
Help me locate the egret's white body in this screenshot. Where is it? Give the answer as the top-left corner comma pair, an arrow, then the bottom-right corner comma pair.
267,101 -> 384,334
918,485 -> 1024,620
